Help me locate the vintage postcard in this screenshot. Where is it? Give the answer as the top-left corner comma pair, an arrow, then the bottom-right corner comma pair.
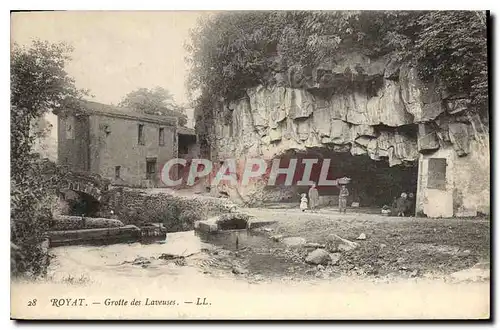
10,10 -> 490,320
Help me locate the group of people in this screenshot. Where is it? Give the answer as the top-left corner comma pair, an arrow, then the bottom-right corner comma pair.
381,192 -> 416,217
299,183 -> 350,214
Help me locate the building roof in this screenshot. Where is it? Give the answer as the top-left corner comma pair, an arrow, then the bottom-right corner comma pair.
177,126 -> 196,136
59,99 -> 179,126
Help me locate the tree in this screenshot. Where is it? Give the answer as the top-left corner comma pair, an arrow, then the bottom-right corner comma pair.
186,11 -> 488,147
118,87 -> 188,126
11,40 -> 86,277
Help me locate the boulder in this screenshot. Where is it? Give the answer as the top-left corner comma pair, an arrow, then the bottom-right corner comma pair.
326,234 -> 359,252
282,237 -> 307,247
270,234 -> 283,242
329,252 -> 341,265
232,265 -> 249,275
304,242 -> 326,249
305,249 -> 331,265
356,233 -> 367,240
131,257 -> 151,266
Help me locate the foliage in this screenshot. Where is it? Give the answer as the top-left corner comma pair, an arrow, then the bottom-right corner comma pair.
118,86 -> 188,126
186,11 -> 488,145
11,40 -> 86,277
411,11 -> 488,110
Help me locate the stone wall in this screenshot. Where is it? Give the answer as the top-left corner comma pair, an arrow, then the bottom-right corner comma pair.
58,114 -> 91,172
102,187 -> 238,231
416,133 -> 490,217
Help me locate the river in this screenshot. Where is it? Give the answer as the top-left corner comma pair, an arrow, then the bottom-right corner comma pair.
11,230 -> 490,320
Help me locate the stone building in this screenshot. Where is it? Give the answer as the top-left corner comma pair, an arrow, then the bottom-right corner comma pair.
55,100 -> 197,188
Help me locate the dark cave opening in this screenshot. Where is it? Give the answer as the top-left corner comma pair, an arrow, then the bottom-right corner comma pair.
267,148 -> 418,208
62,190 -> 102,217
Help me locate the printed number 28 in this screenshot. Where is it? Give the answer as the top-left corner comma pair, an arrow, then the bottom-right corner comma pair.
28,299 -> 37,307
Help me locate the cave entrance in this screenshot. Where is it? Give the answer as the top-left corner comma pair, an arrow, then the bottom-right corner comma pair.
269,148 -> 418,209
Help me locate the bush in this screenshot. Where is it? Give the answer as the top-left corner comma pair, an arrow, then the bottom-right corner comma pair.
11,41 -> 87,278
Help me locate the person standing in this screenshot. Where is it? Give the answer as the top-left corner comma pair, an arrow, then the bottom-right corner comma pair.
299,193 -> 308,212
339,185 -> 349,214
405,193 -> 416,217
308,183 -> 319,212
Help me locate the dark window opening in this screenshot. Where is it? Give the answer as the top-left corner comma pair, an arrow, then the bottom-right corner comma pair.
146,158 -> 157,180
138,124 -> 145,145
427,158 -> 447,190
159,127 -> 165,146
115,166 -> 121,179
178,133 -> 196,156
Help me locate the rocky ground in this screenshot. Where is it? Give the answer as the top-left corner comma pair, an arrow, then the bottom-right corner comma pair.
239,207 -> 490,280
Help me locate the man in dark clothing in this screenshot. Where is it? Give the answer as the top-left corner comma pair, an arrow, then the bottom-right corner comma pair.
308,183 -> 320,212
339,185 -> 349,214
405,193 -> 416,216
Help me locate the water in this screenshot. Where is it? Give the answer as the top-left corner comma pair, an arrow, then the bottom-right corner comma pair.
47,229 -> 309,283
195,229 -> 308,276
195,229 -> 275,251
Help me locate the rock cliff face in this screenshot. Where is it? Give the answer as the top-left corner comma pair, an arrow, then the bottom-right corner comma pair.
204,53 -> 489,214
211,54 -> 480,166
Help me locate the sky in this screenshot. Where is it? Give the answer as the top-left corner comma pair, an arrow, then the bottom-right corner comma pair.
11,11 -> 211,106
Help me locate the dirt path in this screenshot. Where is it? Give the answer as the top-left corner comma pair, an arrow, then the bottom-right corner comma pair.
244,207 -> 490,277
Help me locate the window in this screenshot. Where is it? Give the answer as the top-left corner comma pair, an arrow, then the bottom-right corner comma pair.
146,158 -> 157,180
65,116 -> 75,139
159,128 -> 165,146
427,158 -> 447,190
115,166 -> 121,179
138,124 -> 145,145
